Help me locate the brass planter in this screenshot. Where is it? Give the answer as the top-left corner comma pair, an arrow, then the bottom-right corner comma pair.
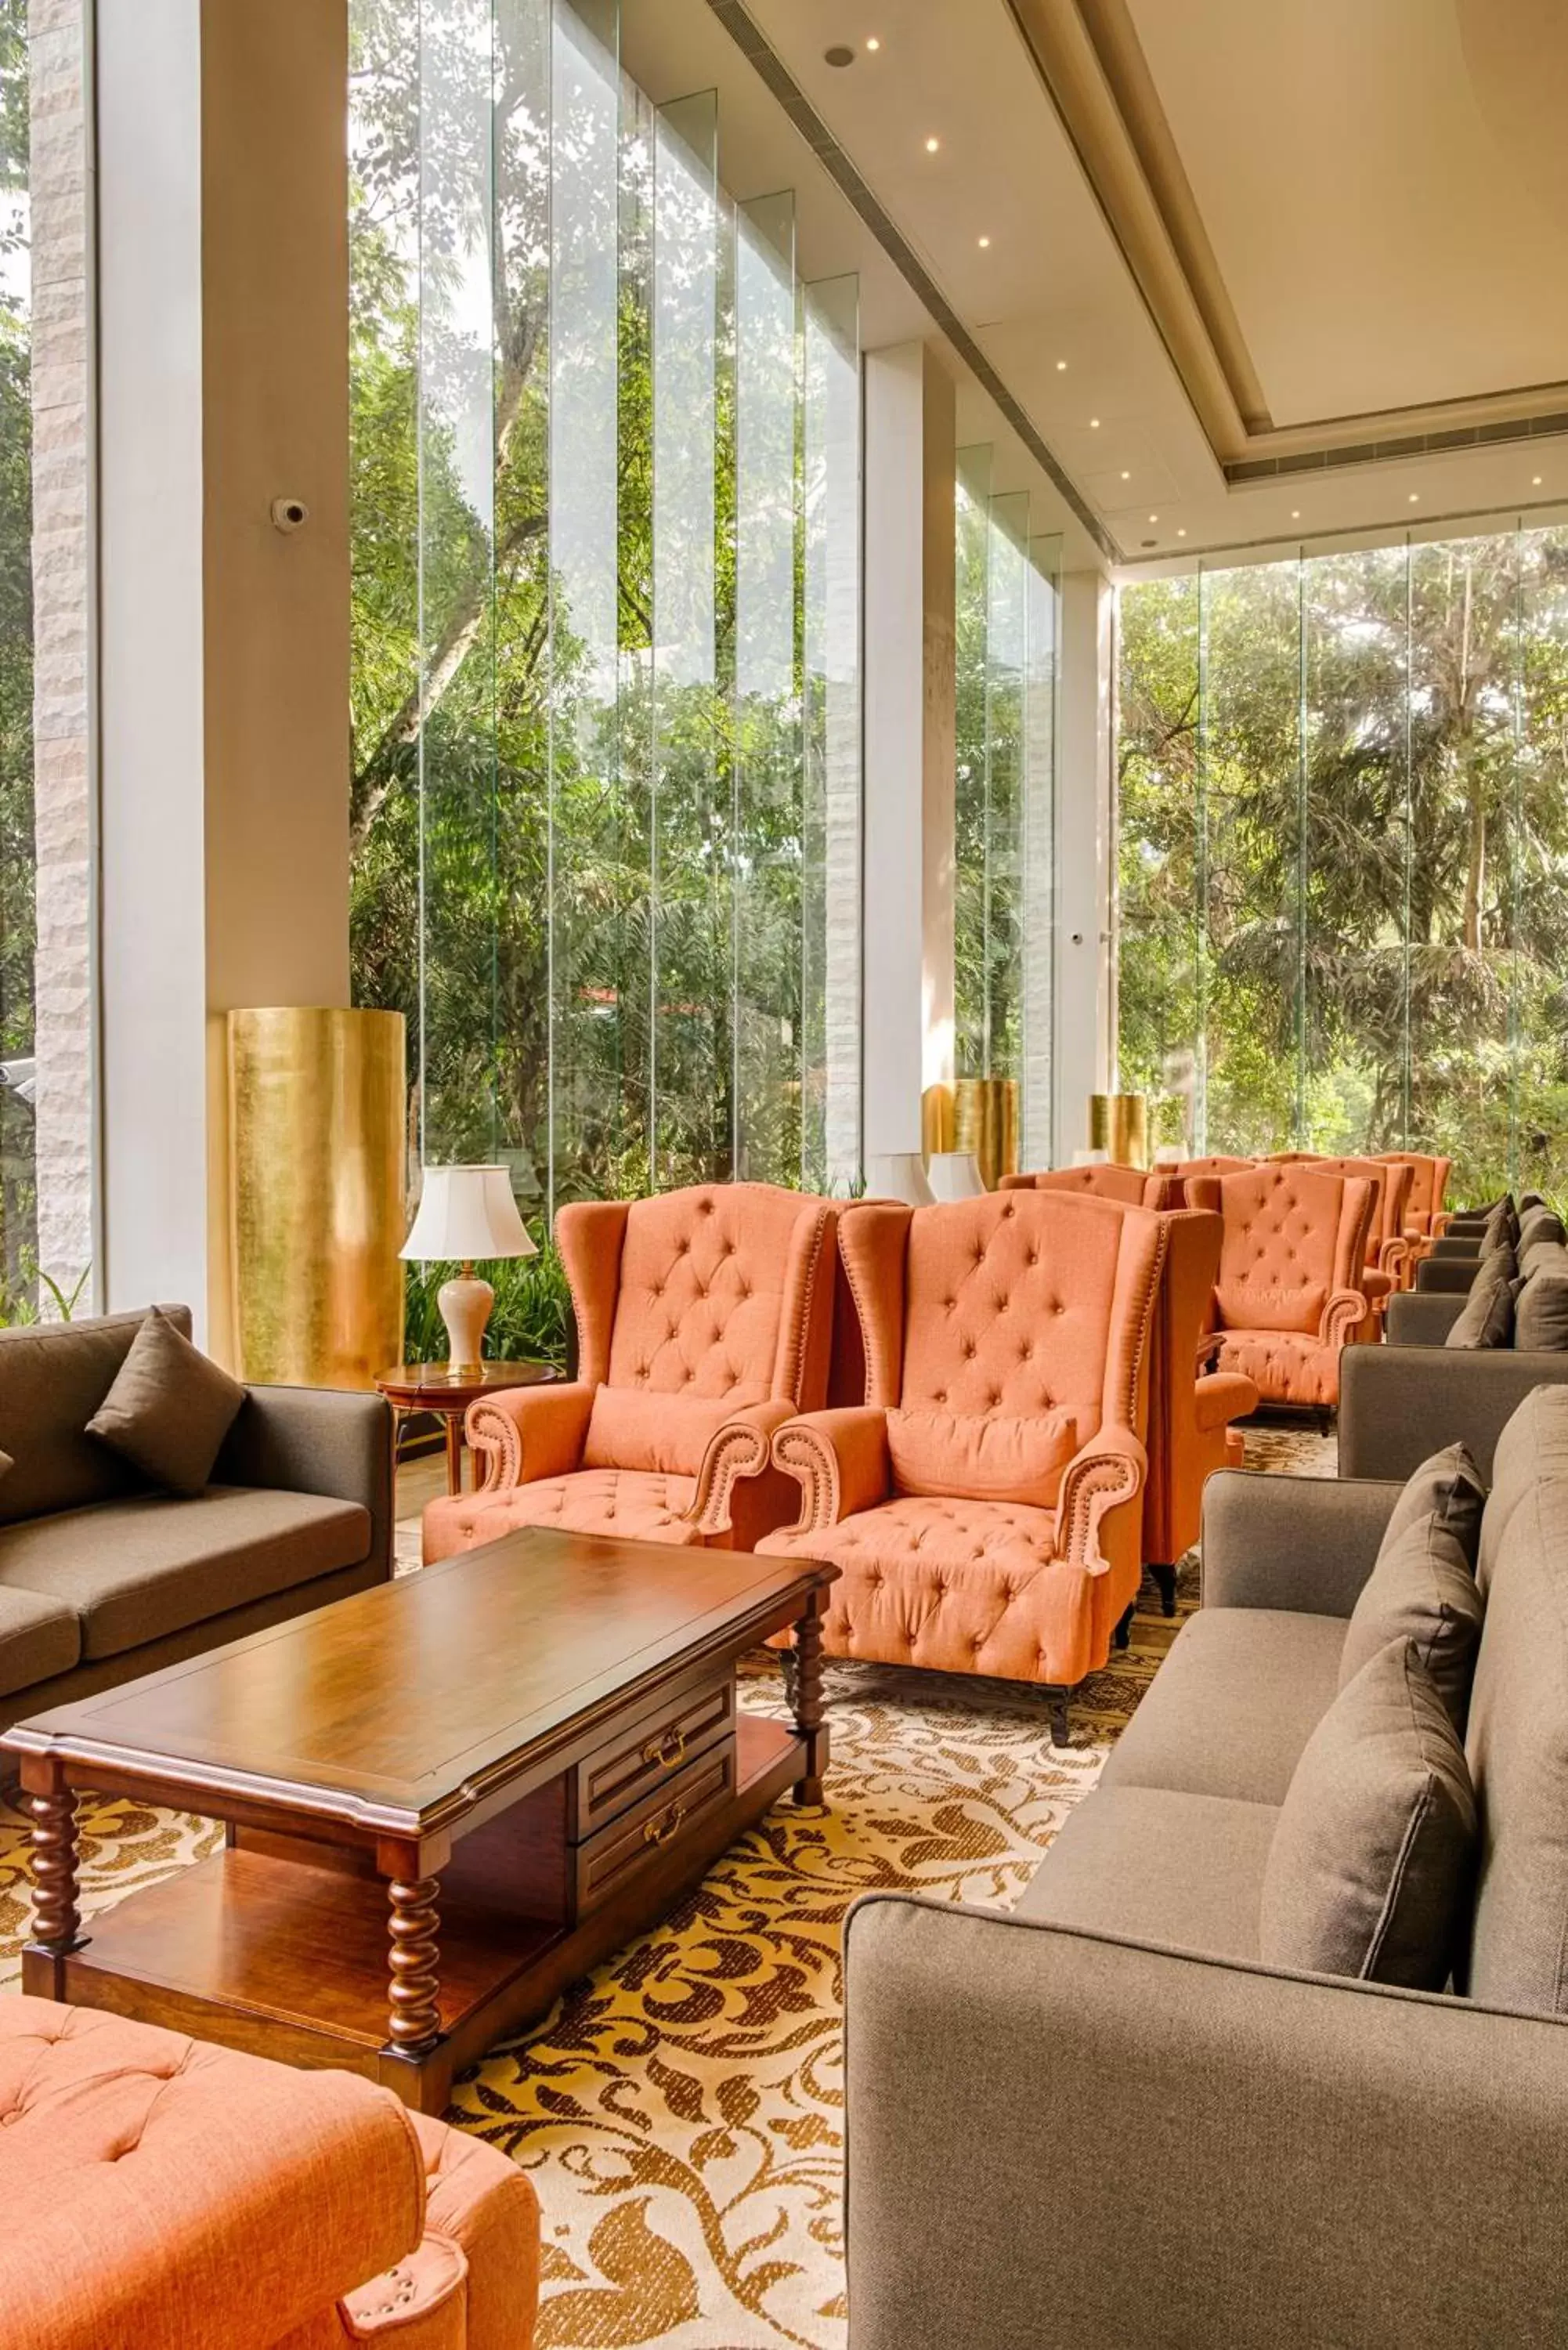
227,1008 -> 406,1388
1089,1091 -> 1150,1171
953,1076 -> 1020,1191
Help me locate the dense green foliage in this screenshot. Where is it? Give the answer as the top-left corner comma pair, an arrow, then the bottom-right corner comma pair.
347,2 -> 836,1242
1118,534 -> 1568,1200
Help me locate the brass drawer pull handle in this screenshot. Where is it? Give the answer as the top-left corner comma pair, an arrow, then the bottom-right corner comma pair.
643,1802 -> 686,1849
641,1728 -> 686,1771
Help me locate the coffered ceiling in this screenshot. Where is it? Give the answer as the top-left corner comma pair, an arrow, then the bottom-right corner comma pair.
623,0 -> 1568,566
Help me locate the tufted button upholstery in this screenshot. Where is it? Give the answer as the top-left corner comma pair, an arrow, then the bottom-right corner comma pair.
425,1468 -> 704,1559
1187,1164 -> 1372,1407
0,1995 -> 540,2350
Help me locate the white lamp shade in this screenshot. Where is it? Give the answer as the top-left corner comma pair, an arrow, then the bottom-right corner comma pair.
1071,1148 -> 1109,1167
927,1150 -> 985,1202
1153,1145 -> 1183,1166
864,1151 -> 935,1208
400,1166 -> 537,1263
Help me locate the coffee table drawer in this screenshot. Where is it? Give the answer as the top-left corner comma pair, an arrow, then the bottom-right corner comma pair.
574,1676 -> 735,1838
575,1737 -> 737,1914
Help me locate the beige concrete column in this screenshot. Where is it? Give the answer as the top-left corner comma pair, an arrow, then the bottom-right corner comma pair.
30,0 -> 94,1307
862,342 -> 956,1159
98,0 -> 350,1354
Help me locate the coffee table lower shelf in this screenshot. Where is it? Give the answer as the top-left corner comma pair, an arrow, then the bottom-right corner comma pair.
28,1712 -> 807,2114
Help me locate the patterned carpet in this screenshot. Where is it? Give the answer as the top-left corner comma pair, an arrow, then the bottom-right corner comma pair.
0,1421 -> 1332,2349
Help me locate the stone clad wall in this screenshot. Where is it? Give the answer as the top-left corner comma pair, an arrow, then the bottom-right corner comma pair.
29,0 -> 93,1304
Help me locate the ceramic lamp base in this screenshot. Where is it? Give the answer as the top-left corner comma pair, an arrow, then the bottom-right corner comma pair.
438,1271 -> 493,1379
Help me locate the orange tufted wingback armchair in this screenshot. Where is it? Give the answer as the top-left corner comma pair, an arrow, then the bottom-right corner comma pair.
1375,1150 -> 1452,1255
0,1996 -> 538,2350
1000,1162 -> 1168,1209
1185,1163 -> 1373,1410
1002,1177 -> 1255,1603
421,1183 -> 836,1564
756,1191 -> 1168,1741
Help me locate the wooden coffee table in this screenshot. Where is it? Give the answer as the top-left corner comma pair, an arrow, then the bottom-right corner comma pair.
6,1529 -> 836,2114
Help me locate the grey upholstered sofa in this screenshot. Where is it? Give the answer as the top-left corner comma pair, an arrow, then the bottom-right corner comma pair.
0,1307 -> 394,1732
1337,1322 -> 1568,1483
842,1386 -> 1568,2350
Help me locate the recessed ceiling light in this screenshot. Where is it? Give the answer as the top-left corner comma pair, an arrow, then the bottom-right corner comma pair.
1148,513 -> 1158,523
1055,360 -> 1068,372
1291,509 -> 1301,519
1533,475 -> 1544,487
1089,417 -> 1100,428
924,136 -> 939,153
824,44 -> 854,66
1176,528 -> 1187,539
1408,493 -> 1419,504
1120,469 -> 1130,481
977,235 -> 991,248
865,35 -> 880,50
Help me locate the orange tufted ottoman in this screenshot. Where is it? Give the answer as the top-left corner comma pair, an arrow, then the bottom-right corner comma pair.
0,1996 -> 538,2350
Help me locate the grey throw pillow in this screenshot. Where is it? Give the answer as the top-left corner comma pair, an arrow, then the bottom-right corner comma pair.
1379,1441 -> 1486,1564
1260,1639 -> 1476,1989
86,1306 -> 245,1496
1340,1513 -> 1483,1731
1515,1274 -> 1568,1353
1519,1209 -> 1566,1260
1445,1267 -> 1513,1350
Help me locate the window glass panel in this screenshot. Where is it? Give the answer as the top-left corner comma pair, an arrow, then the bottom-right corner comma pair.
1115,573 -> 1200,1155
801,273 -> 862,1191
0,0 -> 33,1311
1021,532 -> 1060,1167
1518,524 -> 1568,1198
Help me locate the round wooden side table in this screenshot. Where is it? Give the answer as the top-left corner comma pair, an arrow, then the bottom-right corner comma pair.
375,1361 -> 560,1498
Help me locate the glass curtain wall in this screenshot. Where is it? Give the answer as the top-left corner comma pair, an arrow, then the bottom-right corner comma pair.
348,0 -> 862,1212
1116,522 -> 1568,1196
953,446 -> 1060,1164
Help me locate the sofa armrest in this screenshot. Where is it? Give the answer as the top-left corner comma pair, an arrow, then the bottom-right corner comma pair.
1433,1234 -> 1485,1259
1194,1369 -> 1257,1434
465,1381 -> 594,1495
1200,1468 -> 1397,1614
1385,1289 -> 1465,1346
770,1407 -> 891,1534
843,1895 -> 1568,2350
1416,1255 -> 1479,1293
0,2007 -> 425,2350
1319,1285 -> 1371,1346
687,1399 -> 796,1535
1056,1423 -> 1144,1573
215,1386 -> 395,1577
1339,1341 -> 1568,1484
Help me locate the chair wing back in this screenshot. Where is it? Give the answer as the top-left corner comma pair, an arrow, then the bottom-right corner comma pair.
557,1184 -> 835,1475
1188,1164 -> 1368,1332
840,1192 -> 1164,1441
1000,1165 -> 1150,1208
1313,1159 -> 1388,1260
1174,1155 -> 1254,1188
1377,1151 -> 1450,1228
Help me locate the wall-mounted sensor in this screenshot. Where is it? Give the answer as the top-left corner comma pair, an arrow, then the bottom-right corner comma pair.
270,497 -> 309,532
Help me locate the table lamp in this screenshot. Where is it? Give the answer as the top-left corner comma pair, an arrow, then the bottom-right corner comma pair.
864,1152 -> 935,1206
399,1166 -> 536,1379
927,1150 -> 985,1200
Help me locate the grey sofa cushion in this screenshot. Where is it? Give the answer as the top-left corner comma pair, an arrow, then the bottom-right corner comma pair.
1014,1784 -> 1275,1961
86,1307 -> 247,1497
1514,1273 -> 1568,1354
1380,1441 -> 1485,1561
1478,1384 -> 1568,1594
1465,1467 -> 1568,2013
1100,1607 -> 1346,1806
1519,1209 -> 1566,1260
0,1585 -> 80,1697
0,1487 -> 372,1661
1339,1514 -> 1483,1732
1261,1640 -> 1476,1990
0,1307 -> 192,1527
1445,1268 -> 1513,1350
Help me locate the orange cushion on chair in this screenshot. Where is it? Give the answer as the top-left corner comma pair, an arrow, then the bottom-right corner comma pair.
424,1469 -> 703,1560
582,1386 -> 745,1478
1215,1278 -> 1326,1332
886,1407 -> 1082,1507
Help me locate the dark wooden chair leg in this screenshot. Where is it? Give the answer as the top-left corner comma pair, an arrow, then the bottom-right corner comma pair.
1044,1687 -> 1071,1748
1112,1601 -> 1135,1650
1151,1563 -> 1179,1618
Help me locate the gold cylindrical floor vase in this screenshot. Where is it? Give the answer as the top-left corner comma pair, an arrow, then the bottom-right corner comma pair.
953,1076 -> 1021,1190
1089,1091 -> 1150,1170
228,1008 -> 406,1389
921,1081 -> 956,1157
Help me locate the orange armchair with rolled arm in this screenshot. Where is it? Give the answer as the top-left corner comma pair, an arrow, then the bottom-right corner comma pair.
1002,1174 -> 1256,1607
422,1183 -> 836,1564
756,1191 -> 1167,1743
1185,1162 -> 1373,1409
1376,1149 -> 1452,1257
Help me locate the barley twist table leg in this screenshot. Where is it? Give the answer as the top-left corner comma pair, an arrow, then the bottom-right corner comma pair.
791,1604 -> 826,1806
28,1784 -> 82,1954
385,1875 -> 442,2055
